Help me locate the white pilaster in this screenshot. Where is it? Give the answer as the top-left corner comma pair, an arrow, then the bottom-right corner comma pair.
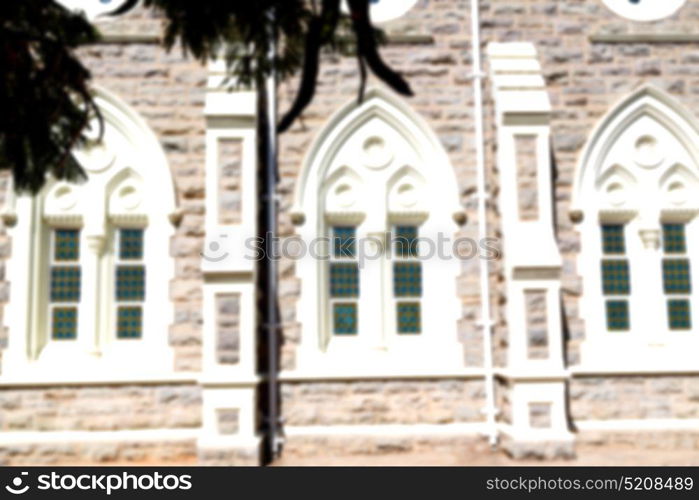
487,42 -> 574,454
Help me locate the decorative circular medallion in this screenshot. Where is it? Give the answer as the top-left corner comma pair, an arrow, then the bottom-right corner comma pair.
342,0 -> 418,23
601,0 -> 687,22
633,135 -> 664,169
361,136 -> 393,169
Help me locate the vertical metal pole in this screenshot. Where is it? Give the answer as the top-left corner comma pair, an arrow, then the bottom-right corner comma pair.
470,0 -> 498,447
258,6 -> 281,461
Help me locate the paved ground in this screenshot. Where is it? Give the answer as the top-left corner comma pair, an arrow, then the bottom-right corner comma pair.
274,445 -> 699,466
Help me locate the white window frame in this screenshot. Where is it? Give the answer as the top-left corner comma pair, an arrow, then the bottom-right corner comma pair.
2,87 -> 178,382
291,89 -> 465,377
573,86 -> 699,372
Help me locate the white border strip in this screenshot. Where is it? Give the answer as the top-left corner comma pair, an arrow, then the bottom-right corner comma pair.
284,423 -> 488,437
576,419 -> 699,432
0,428 -> 200,445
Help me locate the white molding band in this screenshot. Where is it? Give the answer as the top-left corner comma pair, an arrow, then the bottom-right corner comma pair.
0,428 -> 199,445
284,423 -> 487,437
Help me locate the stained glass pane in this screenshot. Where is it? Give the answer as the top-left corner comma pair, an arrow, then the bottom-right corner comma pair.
601,225 -> 625,255
119,229 -> 144,260
117,306 -> 143,339
394,226 -> 419,258
54,229 -> 80,261
332,226 -> 356,258
397,301 -> 421,334
663,258 -> 691,295
116,265 -> 146,301
333,303 -> 357,335
50,266 -> 81,302
605,300 -> 629,331
668,299 -> 691,330
663,224 -> 686,254
52,307 -> 78,340
394,262 -> 422,297
601,260 -> 630,295
329,263 -> 359,298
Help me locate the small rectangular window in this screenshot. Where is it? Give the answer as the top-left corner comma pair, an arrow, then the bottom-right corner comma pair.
393,262 -> 422,297
601,260 -> 630,295
667,299 -> 691,330
663,223 -> 686,254
115,228 -> 145,339
333,303 -> 358,335
662,258 -> 691,295
601,224 -> 625,254
332,226 -> 356,258
662,223 -> 692,330
393,225 -> 422,335
396,302 -> 421,334
50,229 -> 81,340
599,224 -> 630,331
329,225 -> 359,336
605,300 -> 630,331
394,225 -> 418,258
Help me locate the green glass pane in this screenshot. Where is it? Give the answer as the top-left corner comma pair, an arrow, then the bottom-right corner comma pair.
394,262 -> 422,297
605,300 -> 629,331
601,260 -> 630,295
662,224 -> 686,254
601,225 -> 625,255
663,258 -> 691,295
50,266 -> 81,302
54,229 -> 80,261
119,229 -> 144,260
397,301 -> 421,334
333,302 -> 357,335
329,263 -> 359,298
116,265 -> 146,301
332,227 -> 356,259
52,307 -> 78,340
117,306 -> 143,339
394,226 -> 419,258
668,299 -> 691,330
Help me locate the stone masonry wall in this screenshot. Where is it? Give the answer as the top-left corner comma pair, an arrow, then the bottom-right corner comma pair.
281,379 -> 486,426
0,385 -> 201,431
571,375 -> 699,420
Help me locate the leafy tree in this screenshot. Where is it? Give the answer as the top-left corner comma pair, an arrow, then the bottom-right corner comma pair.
0,0 -> 412,193
0,0 -> 99,193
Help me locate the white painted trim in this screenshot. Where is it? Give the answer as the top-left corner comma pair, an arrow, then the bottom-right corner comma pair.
0,428 -> 199,445
279,369 -> 487,382
576,418 -> 699,432
284,422 -> 487,437
0,372 -> 198,387
571,366 -> 699,376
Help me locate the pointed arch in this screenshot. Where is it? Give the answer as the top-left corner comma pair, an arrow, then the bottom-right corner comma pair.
293,87 -> 461,216
572,85 -> 699,211
4,85 -> 177,377
291,87 -> 464,374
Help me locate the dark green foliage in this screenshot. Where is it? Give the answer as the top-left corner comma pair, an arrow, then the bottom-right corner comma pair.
135,0 -> 413,132
1,1 -> 412,194
0,0 -> 100,194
